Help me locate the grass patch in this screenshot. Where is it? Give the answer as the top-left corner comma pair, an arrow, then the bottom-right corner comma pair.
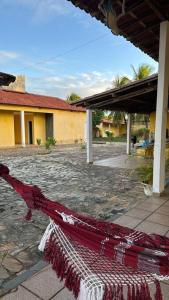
93,136 -> 126,143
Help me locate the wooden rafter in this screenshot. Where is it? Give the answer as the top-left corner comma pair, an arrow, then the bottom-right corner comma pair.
89,86 -> 156,109
145,0 -> 168,21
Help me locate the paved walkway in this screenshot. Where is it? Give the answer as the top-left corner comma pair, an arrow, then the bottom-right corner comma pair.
94,154 -> 150,169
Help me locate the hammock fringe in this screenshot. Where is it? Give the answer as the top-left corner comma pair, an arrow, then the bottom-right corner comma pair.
39,224 -> 161,300
44,234 -> 81,298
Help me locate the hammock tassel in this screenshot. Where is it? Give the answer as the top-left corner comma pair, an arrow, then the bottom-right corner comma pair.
38,221 -> 54,252
131,284 -> 135,300
155,280 -> 163,300
79,278 -> 104,300
25,209 -> 32,220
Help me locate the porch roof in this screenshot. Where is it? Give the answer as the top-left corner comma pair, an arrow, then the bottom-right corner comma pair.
0,72 -> 16,86
68,0 -> 169,61
74,74 -> 163,113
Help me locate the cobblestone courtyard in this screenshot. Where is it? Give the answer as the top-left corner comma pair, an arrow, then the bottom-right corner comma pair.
0,144 -> 148,293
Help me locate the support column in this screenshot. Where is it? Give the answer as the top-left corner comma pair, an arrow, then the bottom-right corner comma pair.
86,109 -> 93,163
127,113 -> 131,155
153,21 -> 169,194
20,111 -> 25,147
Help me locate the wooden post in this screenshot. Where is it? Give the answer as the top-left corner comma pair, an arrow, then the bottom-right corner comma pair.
127,113 -> 131,155
86,109 -> 93,163
20,111 -> 26,147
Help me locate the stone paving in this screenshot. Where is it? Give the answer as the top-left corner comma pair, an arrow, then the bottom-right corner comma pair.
0,143 -> 150,297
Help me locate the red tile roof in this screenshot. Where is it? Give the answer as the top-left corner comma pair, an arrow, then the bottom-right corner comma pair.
0,89 -> 85,112
102,119 -> 113,125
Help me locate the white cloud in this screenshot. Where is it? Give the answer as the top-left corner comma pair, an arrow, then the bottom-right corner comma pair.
0,50 -> 20,65
0,50 -> 19,59
26,71 -> 115,99
2,0 -> 82,23
1,0 -> 94,29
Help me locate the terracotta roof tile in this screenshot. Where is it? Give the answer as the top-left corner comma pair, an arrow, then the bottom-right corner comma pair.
0,89 -> 85,112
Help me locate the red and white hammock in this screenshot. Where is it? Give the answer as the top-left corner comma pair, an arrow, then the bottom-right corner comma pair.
1,163 -> 169,300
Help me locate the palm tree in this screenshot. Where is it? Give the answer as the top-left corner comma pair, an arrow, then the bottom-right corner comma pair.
131,64 -> 154,81
112,75 -> 130,87
131,63 -> 153,127
66,93 -> 80,103
111,64 -> 153,126
111,75 -> 130,125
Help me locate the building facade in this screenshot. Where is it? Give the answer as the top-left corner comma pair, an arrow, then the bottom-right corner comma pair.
97,119 -> 126,137
0,89 -> 86,147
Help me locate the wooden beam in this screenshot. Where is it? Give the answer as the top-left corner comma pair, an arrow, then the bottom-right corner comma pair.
145,0 -> 167,21
128,23 -> 159,40
90,86 -> 156,109
116,0 -> 159,43
117,0 -> 144,18
113,86 -> 156,98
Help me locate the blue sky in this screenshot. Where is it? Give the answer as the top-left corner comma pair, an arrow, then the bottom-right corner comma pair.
0,0 -> 158,99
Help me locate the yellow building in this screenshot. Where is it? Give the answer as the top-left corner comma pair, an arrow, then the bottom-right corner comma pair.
150,112 -> 169,137
97,119 -> 126,137
0,89 -> 86,147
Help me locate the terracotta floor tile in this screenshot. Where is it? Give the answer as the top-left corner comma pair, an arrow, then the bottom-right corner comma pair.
165,230 -> 169,237
161,200 -> 169,207
147,213 -> 169,227
51,288 -> 75,300
156,205 -> 169,216
113,215 -> 141,228
135,202 -> 161,212
145,197 -> 167,205
135,221 -> 169,235
125,208 -> 151,219
1,286 -> 39,300
22,267 -> 63,300
149,282 -> 169,300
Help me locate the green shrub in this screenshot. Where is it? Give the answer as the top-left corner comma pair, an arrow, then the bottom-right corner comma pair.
81,143 -> 86,150
36,138 -> 42,146
47,137 -> 56,146
132,128 -> 149,139
136,159 -> 169,185
45,140 -> 51,150
105,130 -> 114,140
74,139 -> 78,144
136,163 -> 153,184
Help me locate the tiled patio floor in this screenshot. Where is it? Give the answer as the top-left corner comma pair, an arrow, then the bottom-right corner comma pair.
94,154 -> 150,169
2,193 -> 169,299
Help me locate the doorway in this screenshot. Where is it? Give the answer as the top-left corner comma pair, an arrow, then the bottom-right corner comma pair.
28,121 -> 33,144
46,113 -> 53,139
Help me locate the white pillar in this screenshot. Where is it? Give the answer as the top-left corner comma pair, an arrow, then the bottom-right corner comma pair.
86,109 -> 93,163
20,111 -> 25,147
153,21 -> 169,194
127,114 -> 131,155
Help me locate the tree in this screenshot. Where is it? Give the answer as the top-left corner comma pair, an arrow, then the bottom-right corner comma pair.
111,64 -> 154,126
130,63 -> 153,126
131,63 -> 154,80
111,75 -> 130,125
112,111 -> 126,126
112,75 -> 130,87
92,109 -> 104,136
66,93 -> 80,103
